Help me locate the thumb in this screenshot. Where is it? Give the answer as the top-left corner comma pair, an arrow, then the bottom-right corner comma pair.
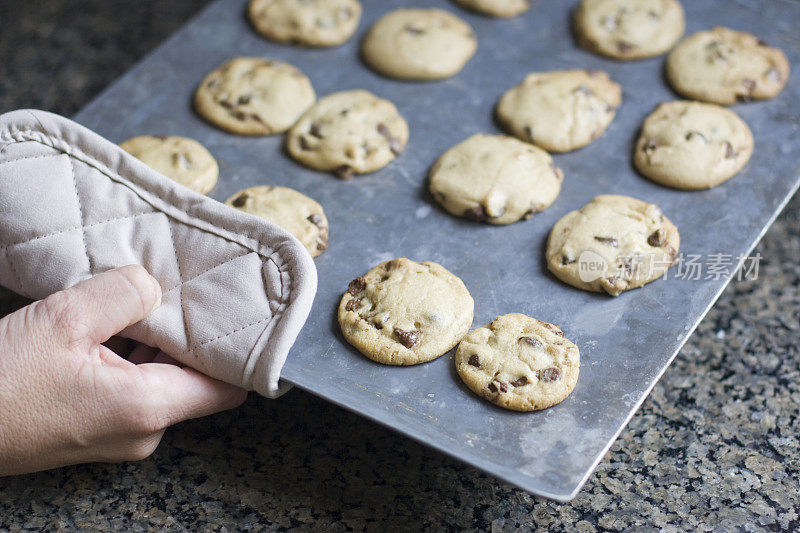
134,363 -> 247,425
37,265 -> 162,348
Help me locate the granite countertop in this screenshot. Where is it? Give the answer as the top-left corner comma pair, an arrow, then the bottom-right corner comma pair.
0,1 -> 798,530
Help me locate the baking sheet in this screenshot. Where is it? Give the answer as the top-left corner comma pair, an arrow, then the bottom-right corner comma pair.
74,0 -> 800,501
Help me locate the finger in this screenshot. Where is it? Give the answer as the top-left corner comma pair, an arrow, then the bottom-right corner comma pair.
38,265 -> 162,348
136,364 -> 247,426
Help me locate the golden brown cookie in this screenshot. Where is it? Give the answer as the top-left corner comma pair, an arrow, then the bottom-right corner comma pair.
120,135 -> 218,194
286,90 -> 409,178
225,186 -> 329,258
546,195 -> 680,296
361,9 -> 477,80
497,70 -> 622,152
455,313 -> 580,412
194,57 -> 315,135
429,134 -> 563,224
634,101 -> 754,190
248,0 -> 362,47
666,27 -> 790,105
574,0 -> 685,59
338,258 -> 474,365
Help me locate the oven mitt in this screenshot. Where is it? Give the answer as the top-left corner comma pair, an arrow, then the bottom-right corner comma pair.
0,109 -> 317,398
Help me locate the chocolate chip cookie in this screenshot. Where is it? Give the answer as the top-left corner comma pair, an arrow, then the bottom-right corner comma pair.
194,57 -> 316,135
429,134 -> 563,225
361,9 -> 477,80
666,27 -> 790,105
225,186 -> 329,258
455,313 -> 580,411
286,89 -> 409,178
546,195 -> 680,296
120,135 -> 218,194
338,258 -> 474,365
574,0 -> 685,60
248,0 -> 362,47
497,70 -> 622,152
634,101 -> 754,190
453,0 -> 531,18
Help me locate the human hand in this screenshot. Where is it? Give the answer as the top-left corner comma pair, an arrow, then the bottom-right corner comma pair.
0,265 -> 247,476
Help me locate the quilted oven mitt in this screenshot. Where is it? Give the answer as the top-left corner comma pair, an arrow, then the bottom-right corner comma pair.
0,109 -> 317,398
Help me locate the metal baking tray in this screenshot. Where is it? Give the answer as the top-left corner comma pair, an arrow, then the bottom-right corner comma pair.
74,0 -> 800,501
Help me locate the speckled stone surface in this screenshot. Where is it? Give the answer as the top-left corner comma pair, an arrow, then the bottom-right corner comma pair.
0,1 -> 798,530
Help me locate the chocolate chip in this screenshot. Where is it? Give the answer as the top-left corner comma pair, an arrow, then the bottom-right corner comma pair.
237,95 -> 251,105
309,123 -> 324,138
345,298 -> 361,312
405,25 -> 425,34
316,234 -> 329,251
647,229 -> 665,247
232,194 -> 249,207
562,255 -> 576,265
488,380 -> 507,393
334,165 -> 354,180
524,125 -> 534,141
153,135 -> 168,140
348,276 -> 366,295
594,236 -> 619,247
539,367 -> 561,382
299,136 -> 312,151
232,111 -> 262,123
511,376 -> 528,387
724,141 -> 737,159
519,336 -> 543,348
468,354 -> 480,367
757,39 -> 769,46
685,131 -> 707,142
522,208 -> 536,220
643,138 -> 658,152
206,79 -> 219,89
307,213 -> 323,227
377,123 -> 402,156
463,206 -> 487,222
219,100 -> 234,109
648,10 -> 660,20
617,41 -> 633,53
394,328 -> 419,349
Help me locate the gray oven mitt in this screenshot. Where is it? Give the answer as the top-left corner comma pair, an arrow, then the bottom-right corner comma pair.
0,109 -> 317,398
